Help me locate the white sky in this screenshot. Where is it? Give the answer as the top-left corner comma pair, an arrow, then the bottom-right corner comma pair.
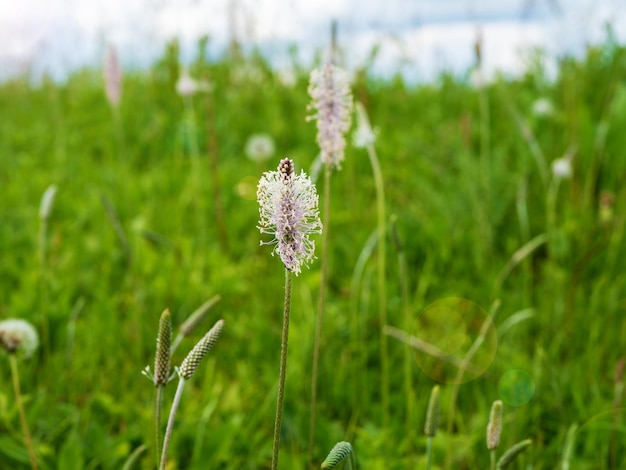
0,0 -> 625,81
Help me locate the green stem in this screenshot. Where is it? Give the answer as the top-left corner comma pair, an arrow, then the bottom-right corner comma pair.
425,436 -> 433,470
160,378 -> 186,470
154,385 -> 164,468
309,165 -> 331,461
490,449 -> 496,470
38,217 -> 50,360
10,354 -> 38,470
272,269 -> 293,470
366,143 -> 388,428
394,222 -> 414,451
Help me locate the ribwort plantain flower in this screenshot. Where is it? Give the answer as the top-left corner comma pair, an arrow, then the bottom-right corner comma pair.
103,45 -> 122,108
487,400 -> 503,450
307,64 -> 353,168
178,319 -> 224,380
257,158 -> 322,275
0,319 -> 39,358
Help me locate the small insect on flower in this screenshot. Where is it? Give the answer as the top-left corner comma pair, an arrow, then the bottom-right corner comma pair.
257,158 -> 322,275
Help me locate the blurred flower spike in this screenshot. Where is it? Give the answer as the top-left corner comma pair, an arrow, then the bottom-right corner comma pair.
176,68 -> 212,97
245,133 -> 275,162
103,45 -> 122,107
257,158 -> 322,275
532,98 -> 554,118
307,63 -> 353,168
0,319 -> 39,358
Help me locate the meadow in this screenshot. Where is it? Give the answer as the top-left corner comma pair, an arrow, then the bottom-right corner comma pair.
1,33 -> 625,469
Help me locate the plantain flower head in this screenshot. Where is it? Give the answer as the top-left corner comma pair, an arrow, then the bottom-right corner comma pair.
0,319 -> 39,358
257,158 -> 322,275
103,45 -> 122,108
307,63 -> 353,168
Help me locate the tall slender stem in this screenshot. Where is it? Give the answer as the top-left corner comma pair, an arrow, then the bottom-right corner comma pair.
490,449 -> 496,470
154,386 -> 164,468
10,354 -> 38,470
38,216 -> 50,360
425,436 -> 433,470
309,165 -> 331,461
160,378 -> 186,470
272,269 -> 293,470
366,143 -> 388,428
394,222 -> 414,452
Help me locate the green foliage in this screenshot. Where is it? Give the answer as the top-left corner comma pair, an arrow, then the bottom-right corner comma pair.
1,33 -> 626,468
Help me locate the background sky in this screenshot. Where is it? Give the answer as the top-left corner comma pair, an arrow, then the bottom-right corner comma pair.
1,0 -> 625,81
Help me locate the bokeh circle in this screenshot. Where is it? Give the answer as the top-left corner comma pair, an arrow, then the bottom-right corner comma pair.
411,297 -> 497,384
498,369 -> 535,406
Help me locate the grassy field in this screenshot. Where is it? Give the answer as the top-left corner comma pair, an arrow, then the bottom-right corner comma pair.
1,34 -> 625,469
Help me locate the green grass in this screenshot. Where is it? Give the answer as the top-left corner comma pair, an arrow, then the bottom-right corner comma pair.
1,34 -> 626,469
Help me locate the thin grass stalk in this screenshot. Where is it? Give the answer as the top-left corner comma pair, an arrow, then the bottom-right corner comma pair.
272,269 -> 293,470
365,142 -> 388,428
479,79 -> 493,257
425,436 -> 433,470
182,96 -> 207,250
205,92 -> 229,253
10,354 -> 38,470
447,300 -> 500,437
309,164 -> 332,461
350,230 -> 378,412
159,377 -> 186,470
391,217 -> 415,452
424,385 -> 439,470
38,185 -> 56,359
121,444 -> 147,470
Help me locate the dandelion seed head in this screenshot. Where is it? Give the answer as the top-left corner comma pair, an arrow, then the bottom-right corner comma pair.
307,64 -> 353,169
257,158 -> 322,275
176,68 -> 212,96
552,157 -> 572,179
245,133 -> 275,162
0,319 -> 39,358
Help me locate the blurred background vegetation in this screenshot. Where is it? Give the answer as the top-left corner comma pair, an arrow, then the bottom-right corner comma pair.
1,31 -> 625,468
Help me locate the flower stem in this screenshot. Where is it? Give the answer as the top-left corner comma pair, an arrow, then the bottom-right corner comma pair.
9,354 -> 38,470
366,142 -> 388,429
154,385 -> 164,468
272,269 -> 293,470
160,378 -> 186,470
425,436 -> 433,470
490,449 -> 496,470
309,164 -> 331,461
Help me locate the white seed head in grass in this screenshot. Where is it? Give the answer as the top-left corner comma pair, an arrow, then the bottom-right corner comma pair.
176,68 -> 212,97
245,133 -> 275,162
39,185 -> 57,221
103,45 -> 122,108
0,319 -> 39,358
307,63 -> 353,168
257,158 -> 322,275
353,101 -> 377,149
487,400 -> 503,450
178,319 -> 224,380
